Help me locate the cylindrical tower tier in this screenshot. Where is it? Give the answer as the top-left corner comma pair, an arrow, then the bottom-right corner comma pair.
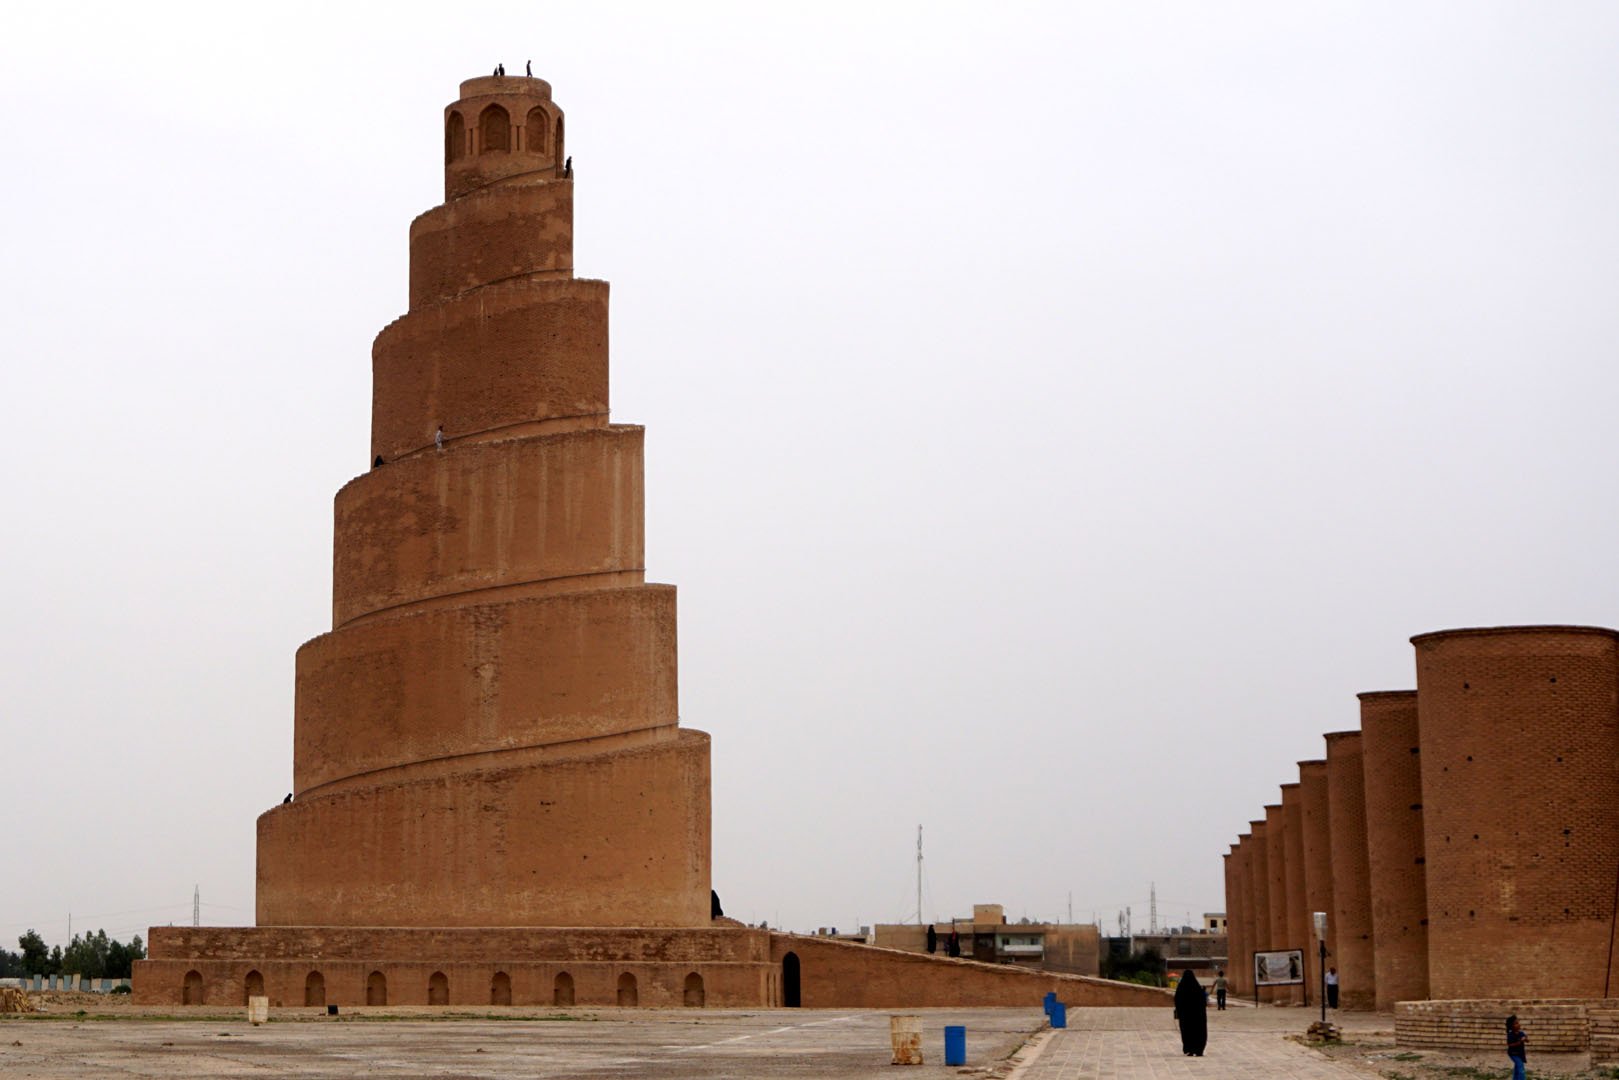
258,729 -> 711,928
1282,783 -> 1309,1005
294,585 -> 678,795
1359,690 -> 1430,1008
1413,625 -> 1619,999
333,426 -> 646,628
1297,759 -> 1335,998
409,179 -> 574,310
1325,729 -> 1376,1010
371,277 -> 610,463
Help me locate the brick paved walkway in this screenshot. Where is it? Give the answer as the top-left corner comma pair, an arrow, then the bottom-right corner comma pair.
1014,1008 -> 1385,1079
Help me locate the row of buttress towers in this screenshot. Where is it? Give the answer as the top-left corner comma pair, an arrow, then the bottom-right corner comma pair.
1225,625 -> 1619,1009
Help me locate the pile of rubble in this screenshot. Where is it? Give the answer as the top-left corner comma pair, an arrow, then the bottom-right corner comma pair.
0,987 -> 32,1013
1305,1019 -> 1342,1043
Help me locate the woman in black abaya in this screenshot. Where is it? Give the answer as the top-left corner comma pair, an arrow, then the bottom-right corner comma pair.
1173,969 -> 1208,1056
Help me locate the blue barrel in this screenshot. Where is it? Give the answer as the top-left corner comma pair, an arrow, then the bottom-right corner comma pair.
1043,991 -> 1057,1015
944,1025 -> 966,1066
1050,1002 -> 1067,1028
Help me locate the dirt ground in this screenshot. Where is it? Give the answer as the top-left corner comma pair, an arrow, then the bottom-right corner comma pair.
1312,1020 -> 1619,1080
8,994 -> 1619,1080
0,996 -> 1045,1079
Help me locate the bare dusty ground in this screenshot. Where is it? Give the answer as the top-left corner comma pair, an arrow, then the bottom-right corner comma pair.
0,998 -> 1044,1079
6,995 -> 1618,1079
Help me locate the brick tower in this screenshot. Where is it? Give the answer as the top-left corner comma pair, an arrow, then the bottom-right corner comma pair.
254,72 -> 710,931
1325,729 -> 1376,1009
1359,690 -> 1429,1009
1414,626 -> 1619,999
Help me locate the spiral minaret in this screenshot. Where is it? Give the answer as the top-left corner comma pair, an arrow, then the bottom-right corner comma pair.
251,74 -> 709,930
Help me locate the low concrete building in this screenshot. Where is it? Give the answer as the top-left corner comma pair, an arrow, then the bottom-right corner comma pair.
872,903 -> 1102,977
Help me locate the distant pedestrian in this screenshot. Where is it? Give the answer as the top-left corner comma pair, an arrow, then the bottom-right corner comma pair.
372,455 -> 384,469
1507,1014 -> 1527,1080
926,924 -> 937,954
710,889 -> 723,919
1325,966 -> 1339,1009
564,155 -> 573,179
435,424 -> 444,451
1213,968 -> 1227,1011
1174,969 -> 1208,1056
282,793 -> 291,804
947,930 -> 960,958
526,60 -> 532,77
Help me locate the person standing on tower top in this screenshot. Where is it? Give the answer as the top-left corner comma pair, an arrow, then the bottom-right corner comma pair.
435,424 -> 444,451
526,60 -> 532,77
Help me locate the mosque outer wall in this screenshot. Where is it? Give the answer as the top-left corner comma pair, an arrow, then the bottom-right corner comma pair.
133,927 -> 1174,1009
1325,730 -> 1376,1010
1415,626 -> 1619,1000
1359,690 -> 1429,1009
1229,623 -> 1619,1010
768,935 -> 1173,1009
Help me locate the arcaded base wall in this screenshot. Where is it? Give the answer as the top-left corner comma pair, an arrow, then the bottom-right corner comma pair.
133,926 -> 1169,1010
1395,999 -> 1618,1051
766,935 -> 1173,1009
135,926 -> 771,1008
294,585 -> 678,793
257,730 -> 710,928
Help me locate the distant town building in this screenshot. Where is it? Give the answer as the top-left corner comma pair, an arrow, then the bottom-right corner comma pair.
872,903 -> 1103,977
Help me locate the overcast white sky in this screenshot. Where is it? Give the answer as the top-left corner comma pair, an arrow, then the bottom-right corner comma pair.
3,2 -> 1618,948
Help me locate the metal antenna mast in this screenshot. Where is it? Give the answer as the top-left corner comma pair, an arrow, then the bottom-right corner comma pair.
1149,881 -> 1158,934
193,885 -> 200,927
915,825 -> 924,924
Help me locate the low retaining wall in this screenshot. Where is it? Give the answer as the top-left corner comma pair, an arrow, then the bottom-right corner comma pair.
769,933 -> 1173,1008
0,976 -> 131,993
1396,998 -> 1619,1052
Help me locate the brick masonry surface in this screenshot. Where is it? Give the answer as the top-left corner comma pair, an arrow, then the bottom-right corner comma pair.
1227,624 -> 1619,1014
1394,998 -> 1618,1051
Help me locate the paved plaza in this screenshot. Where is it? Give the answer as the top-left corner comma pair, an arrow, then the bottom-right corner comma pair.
0,1002 -> 1402,1079
1017,1007 -> 1389,1080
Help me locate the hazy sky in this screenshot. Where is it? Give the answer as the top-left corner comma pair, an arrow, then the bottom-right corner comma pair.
4,2 -> 1618,947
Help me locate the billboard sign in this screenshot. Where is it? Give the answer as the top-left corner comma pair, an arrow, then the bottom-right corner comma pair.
1253,949 -> 1304,986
